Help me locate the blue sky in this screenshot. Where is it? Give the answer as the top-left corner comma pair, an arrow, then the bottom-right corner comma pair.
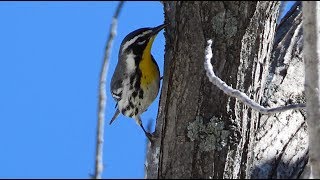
0,1 -> 294,178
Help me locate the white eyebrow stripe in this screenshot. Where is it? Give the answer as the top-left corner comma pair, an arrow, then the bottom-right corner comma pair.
121,30 -> 152,53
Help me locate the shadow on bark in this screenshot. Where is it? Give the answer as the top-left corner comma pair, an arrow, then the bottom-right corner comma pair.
251,150 -> 308,179
252,2 -> 308,178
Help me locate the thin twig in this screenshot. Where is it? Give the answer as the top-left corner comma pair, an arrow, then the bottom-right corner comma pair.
94,1 -> 124,179
204,39 -> 306,114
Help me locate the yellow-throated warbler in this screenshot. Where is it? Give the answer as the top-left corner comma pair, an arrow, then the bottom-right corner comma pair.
109,24 -> 166,141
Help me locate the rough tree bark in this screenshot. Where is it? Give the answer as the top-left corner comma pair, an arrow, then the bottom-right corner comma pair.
254,2 -> 308,178
146,1 -> 307,179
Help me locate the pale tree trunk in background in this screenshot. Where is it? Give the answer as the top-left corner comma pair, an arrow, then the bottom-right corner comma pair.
146,1 -> 308,178
303,1 -> 320,178
254,2 -> 308,178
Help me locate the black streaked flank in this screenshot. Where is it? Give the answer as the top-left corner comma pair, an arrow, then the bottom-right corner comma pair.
129,101 -> 134,109
129,111 -> 134,117
134,69 -> 142,90
138,89 -> 144,99
121,108 -> 126,115
129,75 -> 135,90
132,90 -> 138,98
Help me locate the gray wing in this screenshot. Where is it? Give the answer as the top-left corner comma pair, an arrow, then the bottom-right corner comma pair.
110,61 -> 126,102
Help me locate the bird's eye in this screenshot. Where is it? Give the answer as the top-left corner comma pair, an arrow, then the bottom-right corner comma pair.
137,40 -> 146,45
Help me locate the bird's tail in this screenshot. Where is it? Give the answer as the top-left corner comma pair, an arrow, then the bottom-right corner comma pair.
109,109 -> 120,125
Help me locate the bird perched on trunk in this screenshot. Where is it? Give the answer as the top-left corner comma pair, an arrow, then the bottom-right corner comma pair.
109,24 -> 166,141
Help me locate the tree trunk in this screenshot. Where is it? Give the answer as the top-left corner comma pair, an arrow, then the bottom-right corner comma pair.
302,1 -> 320,178
254,2 -> 308,178
146,1 -> 307,178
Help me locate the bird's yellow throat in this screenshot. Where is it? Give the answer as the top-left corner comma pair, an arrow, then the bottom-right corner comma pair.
139,35 -> 159,87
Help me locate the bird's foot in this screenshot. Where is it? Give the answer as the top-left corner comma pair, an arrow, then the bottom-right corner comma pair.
146,132 -> 158,144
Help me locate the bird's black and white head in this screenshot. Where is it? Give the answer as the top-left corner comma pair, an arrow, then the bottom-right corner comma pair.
119,24 -> 166,56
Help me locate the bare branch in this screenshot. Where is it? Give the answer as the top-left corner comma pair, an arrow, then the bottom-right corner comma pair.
302,1 -> 320,178
204,39 -> 306,114
94,1 -> 124,179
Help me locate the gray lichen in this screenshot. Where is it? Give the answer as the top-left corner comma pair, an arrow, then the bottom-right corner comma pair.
211,12 -> 225,35
187,116 -> 230,152
224,11 -> 238,38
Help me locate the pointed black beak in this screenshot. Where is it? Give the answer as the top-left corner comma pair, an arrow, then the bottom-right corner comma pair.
151,23 -> 166,36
